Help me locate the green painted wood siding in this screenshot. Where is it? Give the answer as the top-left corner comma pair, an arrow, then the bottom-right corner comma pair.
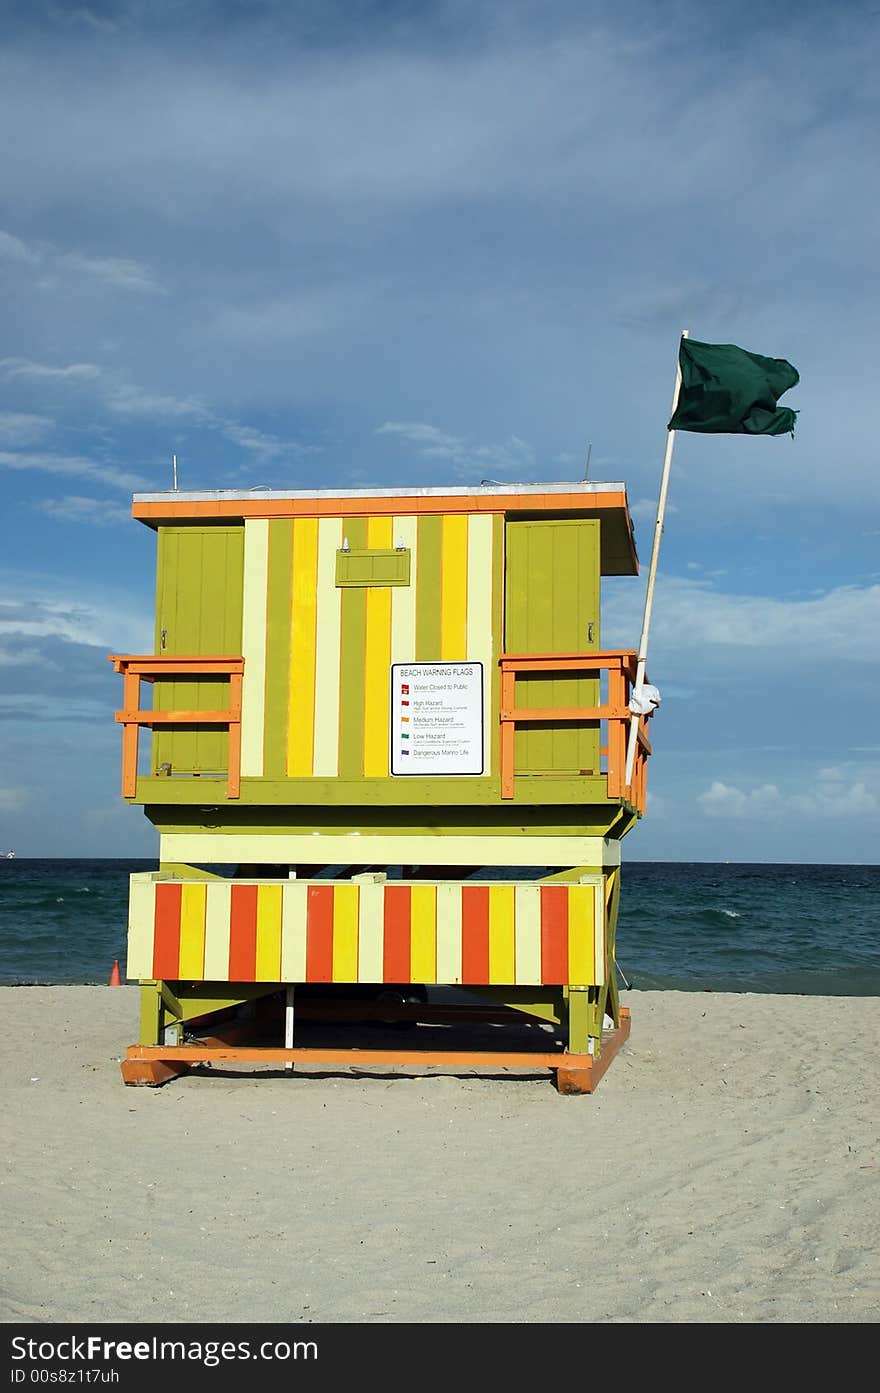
153,526 -> 244,774
504,518 -> 600,777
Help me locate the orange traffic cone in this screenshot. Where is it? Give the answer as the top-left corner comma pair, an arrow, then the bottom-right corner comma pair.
108,959 -> 122,986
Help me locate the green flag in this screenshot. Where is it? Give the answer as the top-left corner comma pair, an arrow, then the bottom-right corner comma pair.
668,338 -> 799,436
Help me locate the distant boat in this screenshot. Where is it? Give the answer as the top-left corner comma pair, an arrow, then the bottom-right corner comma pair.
4,850 -> 15,859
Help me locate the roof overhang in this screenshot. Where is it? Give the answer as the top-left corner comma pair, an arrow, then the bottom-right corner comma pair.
131,481 -> 639,574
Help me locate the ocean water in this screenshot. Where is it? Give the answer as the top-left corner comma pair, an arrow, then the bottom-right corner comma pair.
0,858 -> 877,995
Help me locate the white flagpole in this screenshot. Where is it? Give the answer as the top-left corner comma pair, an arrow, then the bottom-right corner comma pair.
623,328 -> 689,790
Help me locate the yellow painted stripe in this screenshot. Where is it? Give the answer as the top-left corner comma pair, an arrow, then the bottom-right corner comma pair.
240,519 -> 269,776
409,884 -> 437,984
255,883 -> 283,980
390,515 -> 417,664
332,883 -> 360,982
177,881 -> 207,978
514,886 -> 542,986
363,516 -> 394,776
312,517 -> 343,777
440,514 -> 469,659
203,882 -> 232,981
594,882 -> 606,986
281,881 -> 308,981
287,517 -> 319,775
466,512 -> 494,773
567,884 -> 596,985
435,884 -> 462,984
126,876 -> 156,979
357,881 -> 384,981
488,884 -> 516,984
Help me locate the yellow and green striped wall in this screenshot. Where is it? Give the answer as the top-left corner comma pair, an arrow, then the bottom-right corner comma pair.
238,512 -> 501,782
127,872 -> 606,988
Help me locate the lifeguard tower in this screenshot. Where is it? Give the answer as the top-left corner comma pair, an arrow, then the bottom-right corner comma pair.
110,481 -> 655,1091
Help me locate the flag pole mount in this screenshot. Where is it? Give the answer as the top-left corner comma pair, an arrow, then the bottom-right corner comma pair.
624,329 -> 689,791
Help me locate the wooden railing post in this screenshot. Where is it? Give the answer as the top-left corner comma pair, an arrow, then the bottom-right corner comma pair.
110,655 -> 245,801
227,670 -> 243,800
121,671 -> 140,798
500,666 -> 516,799
607,659 -> 626,799
498,651 -> 651,809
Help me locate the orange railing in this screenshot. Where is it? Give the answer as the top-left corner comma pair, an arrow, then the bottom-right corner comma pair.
108,655 -> 244,799
499,650 -> 653,812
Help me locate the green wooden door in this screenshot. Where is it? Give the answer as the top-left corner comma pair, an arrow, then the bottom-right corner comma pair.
504,518 -> 600,776
152,526 -> 244,775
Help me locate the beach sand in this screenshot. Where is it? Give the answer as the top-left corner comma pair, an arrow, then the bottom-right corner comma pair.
3,986 -> 878,1324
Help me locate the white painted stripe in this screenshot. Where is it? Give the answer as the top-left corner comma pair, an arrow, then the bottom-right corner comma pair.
281,881 -> 308,981
126,874 -> 156,979
160,832 -> 611,868
312,517 -> 343,777
203,881 -> 232,981
466,512 -> 494,775
357,881 -> 384,982
435,883 -> 463,984
514,886 -> 542,986
240,519 -> 269,776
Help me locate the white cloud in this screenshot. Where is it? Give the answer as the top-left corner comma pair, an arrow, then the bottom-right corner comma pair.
0,230 -> 40,266
629,497 -> 678,522
603,575 -> 880,663
0,358 -> 101,383
34,496 -> 132,526
48,6 -> 119,34
697,781 -> 784,819
377,420 -> 536,479
698,768 -> 880,820
0,412 -> 53,446
0,450 -> 145,490
0,229 -> 163,293
106,382 -> 210,421
58,252 -> 164,295
0,581 -> 152,652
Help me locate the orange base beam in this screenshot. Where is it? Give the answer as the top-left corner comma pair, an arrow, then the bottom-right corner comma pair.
120,1009 -> 631,1093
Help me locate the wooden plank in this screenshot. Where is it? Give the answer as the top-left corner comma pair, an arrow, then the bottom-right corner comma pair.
255,883 -> 283,981
499,705 -> 629,722
152,882 -> 182,980
409,884 -> 437,985
337,517 -> 368,778
461,885 -> 490,984
383,885 -> 411,982
287,517 -> 319,776
312,517 -> 343,777
488,884 -> 515,984
121,670 -> 140,797
263,518 -> 293,778
415,514 -> 442,660
540,884 -> 568,985
332,882 -> 360,982
228,883 -> 258,980
306,884 -> 334,983
177,881 -> 207,979
240,518 -> 269,776
441,514 -> 469,659
116,710 -> 234,724
363,515 -> 394,777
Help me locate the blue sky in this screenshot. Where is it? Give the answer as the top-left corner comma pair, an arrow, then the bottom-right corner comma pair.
1,0 -> 878,862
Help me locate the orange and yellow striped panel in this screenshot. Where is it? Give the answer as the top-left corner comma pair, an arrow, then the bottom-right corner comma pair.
128,876 -> 605,987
